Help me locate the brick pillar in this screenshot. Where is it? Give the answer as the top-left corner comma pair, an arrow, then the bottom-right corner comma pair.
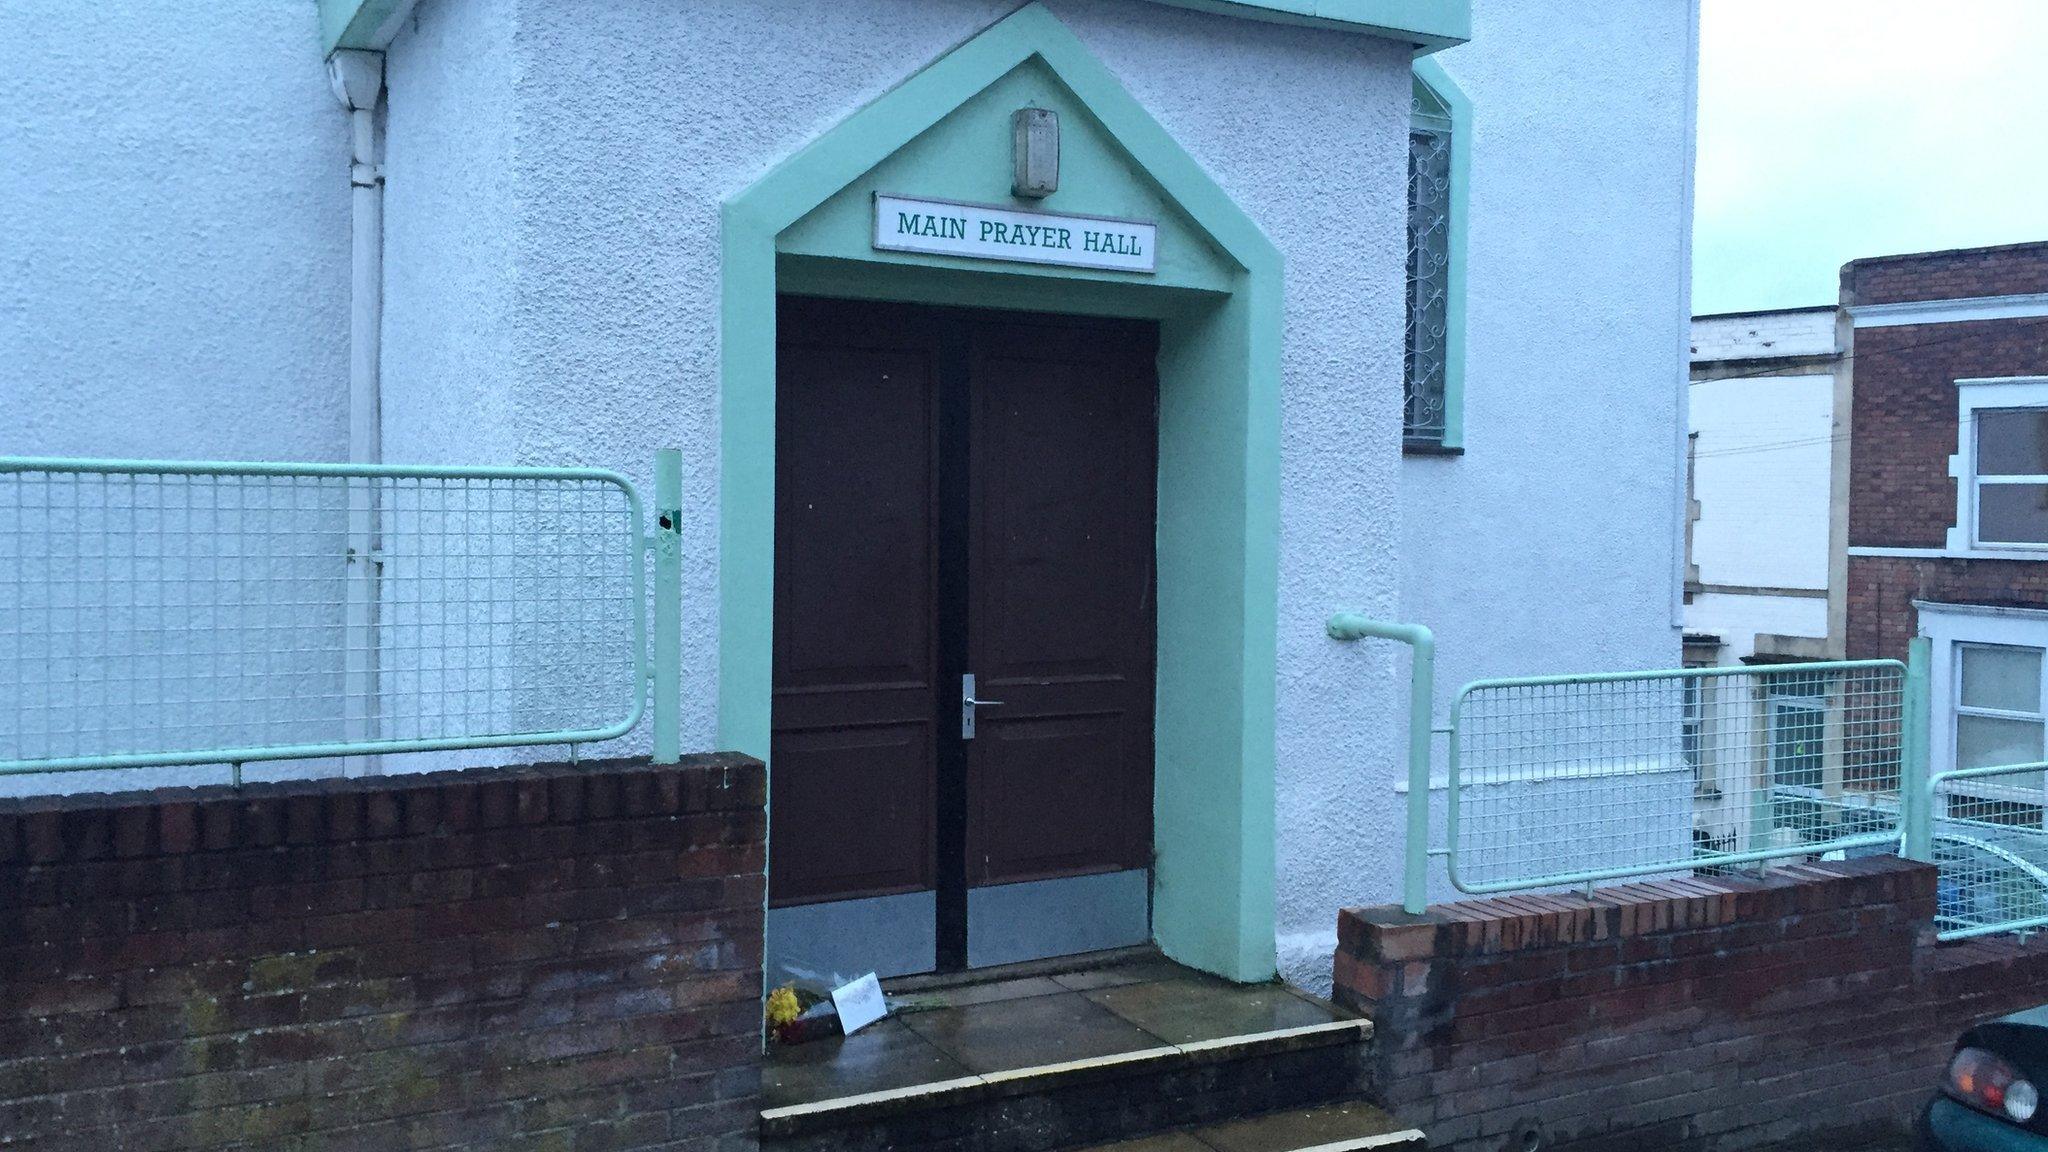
1335,859 -> 1961,1150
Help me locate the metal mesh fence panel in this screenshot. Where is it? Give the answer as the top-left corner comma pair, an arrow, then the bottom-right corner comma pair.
1447,662 -> 1908,894
1931,763 -> 2048,940
0,459 -> 646,773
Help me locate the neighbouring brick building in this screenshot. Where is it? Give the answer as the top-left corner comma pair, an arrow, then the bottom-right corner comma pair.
1839,242 -> 2048,784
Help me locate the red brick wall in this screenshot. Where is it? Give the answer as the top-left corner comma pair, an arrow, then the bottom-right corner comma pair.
1336,857 -> 2048,1151
1847,555 -> 2048,662
1846,317 -> 2048,550
0,753 -> 766,1151
1843,241 -> 2048,308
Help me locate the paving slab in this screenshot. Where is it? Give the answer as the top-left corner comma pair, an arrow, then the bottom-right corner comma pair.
761,1016 -> 968,1108
897,987 -> 1164,1073
1087,977 -> 1340,1045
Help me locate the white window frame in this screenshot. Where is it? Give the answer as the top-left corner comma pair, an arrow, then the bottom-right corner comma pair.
1918,601 -> 2048,812
1947,377 -> 2048,555
1767,689 -> 1826,789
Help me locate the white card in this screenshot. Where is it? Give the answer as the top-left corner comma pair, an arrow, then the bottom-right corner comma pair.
831,972 -> 888,1035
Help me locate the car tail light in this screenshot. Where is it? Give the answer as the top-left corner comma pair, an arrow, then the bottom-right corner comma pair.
1947,1046 -> 2041,1124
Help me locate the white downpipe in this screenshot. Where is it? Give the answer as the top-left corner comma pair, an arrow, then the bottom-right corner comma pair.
328,50 -> 386,776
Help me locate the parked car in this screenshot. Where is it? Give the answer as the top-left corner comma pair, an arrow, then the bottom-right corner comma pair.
1922,1007 -> 2048,1150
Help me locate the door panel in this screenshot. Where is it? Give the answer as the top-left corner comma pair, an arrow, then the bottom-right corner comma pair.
966,317 -> 1159,887
769,297 -> 1160,970
771,303 -> 940,907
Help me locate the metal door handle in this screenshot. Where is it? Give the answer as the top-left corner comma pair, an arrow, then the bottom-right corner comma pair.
962,674 -> 1003,740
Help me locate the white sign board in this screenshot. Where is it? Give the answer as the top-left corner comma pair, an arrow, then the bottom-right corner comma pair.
830,972 -> 888,1036
874,194 -> 1156,274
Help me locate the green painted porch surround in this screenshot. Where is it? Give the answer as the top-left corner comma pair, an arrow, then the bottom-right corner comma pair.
724,4 -> 1283,982
319,0 -> 417,54
319,0 -> 1468,53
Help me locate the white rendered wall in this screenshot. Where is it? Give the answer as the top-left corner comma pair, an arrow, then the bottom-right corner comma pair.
0,1 -> 349,462
1687,372 -> 1833,592
1685,592 -> 1829,663
382,0 -> 1414,897
381,0 -> 519,471
1690,308 -> 1836,362
1684,311 -> 1834,665
378,0 -> 1695,989
0,0 -> 1696,988
1374,0 -> 1697,987
0,2 -> 353,796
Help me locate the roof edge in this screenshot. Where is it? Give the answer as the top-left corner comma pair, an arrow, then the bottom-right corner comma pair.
1138,0 -> 1470,52
326,0 -> 1473,54
1692,304 -> 1836,322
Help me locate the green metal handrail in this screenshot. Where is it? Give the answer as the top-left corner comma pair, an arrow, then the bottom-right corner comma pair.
0,453 -> 684,774
1327,613 -> 1435,914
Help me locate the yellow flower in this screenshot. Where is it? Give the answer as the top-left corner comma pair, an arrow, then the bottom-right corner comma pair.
766,985 -> 801,1029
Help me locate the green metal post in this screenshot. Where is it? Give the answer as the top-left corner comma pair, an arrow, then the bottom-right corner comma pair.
1900,635 -> 1933,863
1327,613 -> 1435,915
652,450 -> 684,765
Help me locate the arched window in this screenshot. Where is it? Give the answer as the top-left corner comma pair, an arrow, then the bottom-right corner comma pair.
1406,61 -> 1468,451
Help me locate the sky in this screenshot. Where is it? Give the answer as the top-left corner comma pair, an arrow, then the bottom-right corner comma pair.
1692,0 -> 2048,315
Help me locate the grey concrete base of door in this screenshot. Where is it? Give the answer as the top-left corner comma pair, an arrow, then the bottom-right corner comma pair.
768,892 -> 937,986
968,869 -> 1150,969
767,870 -> 1150,984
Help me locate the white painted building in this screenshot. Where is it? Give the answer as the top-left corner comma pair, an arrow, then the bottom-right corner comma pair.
0,0 -> 1697,990
1685,307 -> 1839,665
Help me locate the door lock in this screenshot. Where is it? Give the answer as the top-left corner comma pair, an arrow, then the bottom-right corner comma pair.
961,673 -> 1004,740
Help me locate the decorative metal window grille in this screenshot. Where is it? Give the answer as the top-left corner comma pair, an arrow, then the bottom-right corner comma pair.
1405,79 -> 1453,444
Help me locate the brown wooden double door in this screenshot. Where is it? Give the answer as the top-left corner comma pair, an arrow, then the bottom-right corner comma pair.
770,296 -> 1158,973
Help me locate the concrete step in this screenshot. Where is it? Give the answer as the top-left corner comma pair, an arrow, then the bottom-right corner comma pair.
1063,1098 -> 1426,1151
760,1018 -> 1377,1152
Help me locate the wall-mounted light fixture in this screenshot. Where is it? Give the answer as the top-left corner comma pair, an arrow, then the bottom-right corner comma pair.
1012,107 -> 1059,199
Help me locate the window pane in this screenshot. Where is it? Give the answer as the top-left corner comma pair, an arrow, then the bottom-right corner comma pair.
1770,702 -> 1824,788
1978,410 -> 2048,476
1961,645 -> 2042,713
1977,483 -> 2048,544
1404,117 -> 1450,442
1958,713 -> 2045,772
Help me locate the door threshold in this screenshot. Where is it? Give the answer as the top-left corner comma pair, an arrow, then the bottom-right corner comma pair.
883,944 -> 1164,995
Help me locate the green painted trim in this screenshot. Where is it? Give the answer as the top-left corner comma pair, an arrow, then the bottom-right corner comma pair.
320,0 -> 418,52
1413,57 -> 1469,450
1139,0 -> 1468,51
652,450 -> 685,766
721,3 -> 1281,982
1900,635 -> 1933,863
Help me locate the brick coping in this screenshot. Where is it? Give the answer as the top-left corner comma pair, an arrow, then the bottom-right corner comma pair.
1341,856 -> 1933,962
0,751 -> 763,865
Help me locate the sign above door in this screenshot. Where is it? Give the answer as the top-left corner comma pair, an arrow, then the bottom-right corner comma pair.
873,193 -> 1156,274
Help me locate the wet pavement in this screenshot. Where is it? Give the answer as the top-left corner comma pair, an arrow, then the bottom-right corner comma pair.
763,949 -> 1348,1109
